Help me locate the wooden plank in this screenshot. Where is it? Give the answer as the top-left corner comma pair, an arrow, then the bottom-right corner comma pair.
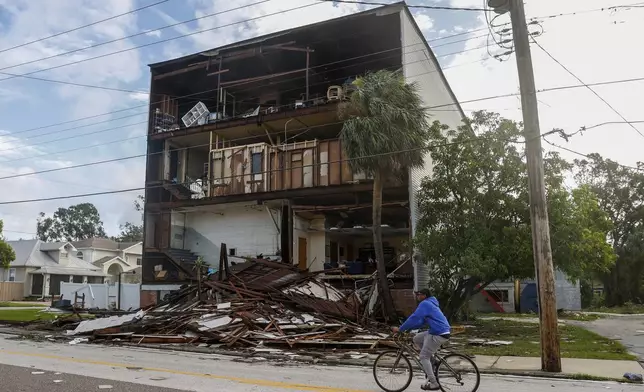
302,149 -> 314,188
341,145 -> 353,184
291,151 -> 303,189
329,140 -> 341,185
318,141 -> 329,186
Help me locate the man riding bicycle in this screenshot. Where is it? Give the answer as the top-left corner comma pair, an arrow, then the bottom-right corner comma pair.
392,289 -> 451,391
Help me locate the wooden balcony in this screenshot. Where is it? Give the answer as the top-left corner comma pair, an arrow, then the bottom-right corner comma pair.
207,139 -> 371,198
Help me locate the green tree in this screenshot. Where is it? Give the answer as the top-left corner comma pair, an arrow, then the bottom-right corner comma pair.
414,112 -> 615,320
0,220 -> 16,281
338,70 -> 431,321
37,203 -> 106,242
574,154 -> 644,305
114,195 -> 144,242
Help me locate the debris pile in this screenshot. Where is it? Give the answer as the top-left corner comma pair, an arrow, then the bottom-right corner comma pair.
63,258 -> 390,349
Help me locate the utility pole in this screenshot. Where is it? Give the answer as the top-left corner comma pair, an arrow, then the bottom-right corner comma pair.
487,0 -> 561,372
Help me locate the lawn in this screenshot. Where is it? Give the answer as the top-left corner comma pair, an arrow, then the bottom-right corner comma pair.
586,304 -> 644,314
0,302 -> 48,308
453,319 -> 635,361
477,311 -> 603,322
0,309 -> 57,322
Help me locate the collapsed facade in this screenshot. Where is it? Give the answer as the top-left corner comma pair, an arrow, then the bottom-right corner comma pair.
140,4 -> 465,309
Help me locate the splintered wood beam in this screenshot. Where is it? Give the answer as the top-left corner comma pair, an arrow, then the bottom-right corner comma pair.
206,68 -> 230,77
154,63 -> 229,80
263,45 -> 315,53
221,68 -> 307,87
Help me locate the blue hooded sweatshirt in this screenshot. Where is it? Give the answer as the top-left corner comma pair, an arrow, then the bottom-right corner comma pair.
399,296 -> 451,336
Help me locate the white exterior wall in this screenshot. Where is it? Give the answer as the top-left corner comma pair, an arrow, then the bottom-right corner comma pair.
183,204 -> 280,266
60,282 -> 140,311
400,9 -> 465,290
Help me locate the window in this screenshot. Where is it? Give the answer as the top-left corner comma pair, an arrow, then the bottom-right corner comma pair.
77,251 -> 84,260
251,152 -> 262,174
487,289 -> 509,303
137,258 -> 142,266
229,248 -> 237,256
8,268 -> 16,282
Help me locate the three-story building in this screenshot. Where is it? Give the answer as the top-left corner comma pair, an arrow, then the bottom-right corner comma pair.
140,3 -> 465,307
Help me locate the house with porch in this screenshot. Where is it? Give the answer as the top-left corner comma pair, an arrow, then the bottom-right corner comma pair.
71,238 -> 142,283
1,239 -> 107,298
140,3 -> 466,309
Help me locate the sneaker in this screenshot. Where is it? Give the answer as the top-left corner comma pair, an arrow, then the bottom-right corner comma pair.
420,382 -> 440,391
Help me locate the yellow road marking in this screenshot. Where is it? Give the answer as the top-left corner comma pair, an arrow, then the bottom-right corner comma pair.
2,349 -> 372,392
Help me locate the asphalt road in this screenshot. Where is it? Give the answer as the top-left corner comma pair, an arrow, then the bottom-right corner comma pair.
0,333 -> 642,392
0,364 -> 184,392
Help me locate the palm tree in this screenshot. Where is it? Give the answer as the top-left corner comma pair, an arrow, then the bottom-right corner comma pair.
339,70 -> 431,321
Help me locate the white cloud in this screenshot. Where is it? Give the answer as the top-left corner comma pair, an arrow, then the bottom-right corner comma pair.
144,29 -> 162,38
443,0 -> 644,168
0,0 -> 144,115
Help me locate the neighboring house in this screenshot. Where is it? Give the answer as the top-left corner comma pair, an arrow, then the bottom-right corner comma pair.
0,239 -> 107,298
470,270 -> 582,313
71,238 -> 142,283
140,4 -> 466,307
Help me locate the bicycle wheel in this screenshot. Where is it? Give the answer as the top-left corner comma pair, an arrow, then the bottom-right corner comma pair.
435,353 -> 480,392
373,350 -> 414,392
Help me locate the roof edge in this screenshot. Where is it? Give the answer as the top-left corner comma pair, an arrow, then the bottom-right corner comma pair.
148,2 -> 407,69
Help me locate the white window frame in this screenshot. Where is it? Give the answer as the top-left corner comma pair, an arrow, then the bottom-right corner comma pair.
8,268 -> 16,282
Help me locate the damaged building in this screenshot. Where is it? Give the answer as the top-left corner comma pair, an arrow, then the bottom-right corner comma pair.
140,3 -> 465,310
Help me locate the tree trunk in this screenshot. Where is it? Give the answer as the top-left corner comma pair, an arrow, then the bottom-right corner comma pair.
373,171 -> 397,322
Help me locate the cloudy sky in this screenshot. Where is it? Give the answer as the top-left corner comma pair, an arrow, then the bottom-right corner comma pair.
0,0 -> 642,240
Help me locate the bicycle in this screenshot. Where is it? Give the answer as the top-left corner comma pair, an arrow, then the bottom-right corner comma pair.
372,333 -> 480,392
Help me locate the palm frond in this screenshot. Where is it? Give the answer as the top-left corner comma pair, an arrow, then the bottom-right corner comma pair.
339,70 -> 431,175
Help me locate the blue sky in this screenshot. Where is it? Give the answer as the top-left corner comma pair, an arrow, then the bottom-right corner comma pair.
0,0 -> 642,239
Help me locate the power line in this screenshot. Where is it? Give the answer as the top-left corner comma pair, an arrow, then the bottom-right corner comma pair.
2,2 -> 630,136
0,0 -> 270,75
0,56 -> 492,163
1,37 -> 495,145
543,137 -> 642,171
532,36 -> 644,139
318,0 -> 488,11
10,60 -> 644,160
0,1 -> 317,84
2,22 -> 495,140
0,72 -> 148,94
0,0 -> 631,94
1,96 -> 642,182
0,0 -> 171,55
0,125 -> 640,205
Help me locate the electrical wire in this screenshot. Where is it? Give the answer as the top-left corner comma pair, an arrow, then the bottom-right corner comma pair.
0,123 -> 640,205
0,1 -> 321,84
2,2 -> 638,136
0,0 -> 636,94
531,36 -> 644,139
2,92 -> 643,183
1,35 -> 497,144
1,25 -> 494,139
318,0 -> 487,11
0,0 -> 271,75
0,0 -> 171,55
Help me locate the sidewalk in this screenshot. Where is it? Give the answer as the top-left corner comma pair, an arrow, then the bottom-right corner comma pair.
475,355 -> 643,379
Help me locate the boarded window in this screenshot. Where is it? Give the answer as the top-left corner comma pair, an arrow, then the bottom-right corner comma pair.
251,153 -> 262,174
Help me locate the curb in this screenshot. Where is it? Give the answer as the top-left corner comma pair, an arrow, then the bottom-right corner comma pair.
1,328 -> 641,384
